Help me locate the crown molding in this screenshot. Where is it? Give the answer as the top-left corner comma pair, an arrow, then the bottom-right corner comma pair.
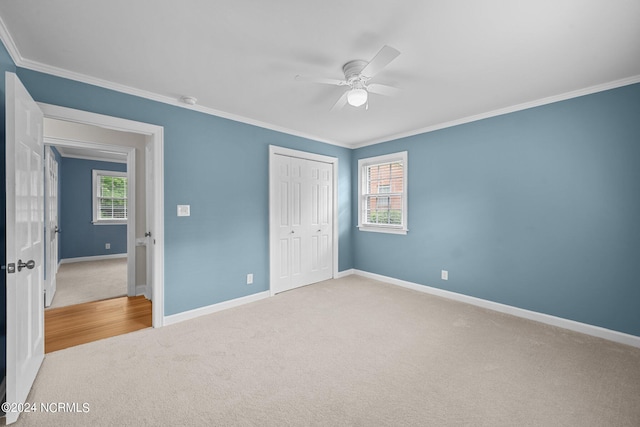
21,55 -> 349,148
2,14 -> 638,151
0,14 -> 23,64
0,17 -> 349,150
44,136 -> 129,163
52,151 -> 128,164
352,74 -> 640,148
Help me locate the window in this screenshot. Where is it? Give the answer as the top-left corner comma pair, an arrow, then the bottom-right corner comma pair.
92,170 -> 128,224
358,151 -> 408,234
377,184 -> 391,208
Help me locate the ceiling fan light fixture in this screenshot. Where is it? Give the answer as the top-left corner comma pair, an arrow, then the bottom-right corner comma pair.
347,88 -> 368,107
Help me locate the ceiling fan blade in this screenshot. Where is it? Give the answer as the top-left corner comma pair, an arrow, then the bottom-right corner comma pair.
360,45 -> 400,78
367,83 -> 400,97
330,91 -> 348,111
295,75 -> 345,86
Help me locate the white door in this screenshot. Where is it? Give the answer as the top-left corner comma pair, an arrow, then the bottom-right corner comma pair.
5,72 -> 45,425
307,160 -> 333,284
270,153 -> 333,293
44,145 -> 59,307
272,154 -> 305,293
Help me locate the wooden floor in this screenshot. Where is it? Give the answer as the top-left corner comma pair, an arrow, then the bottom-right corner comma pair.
45,296 -> 152,353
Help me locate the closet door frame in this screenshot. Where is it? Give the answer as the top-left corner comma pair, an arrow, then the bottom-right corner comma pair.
268,145 -> 338,295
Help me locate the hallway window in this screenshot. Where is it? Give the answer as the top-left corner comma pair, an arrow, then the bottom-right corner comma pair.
92,170 -> 128,224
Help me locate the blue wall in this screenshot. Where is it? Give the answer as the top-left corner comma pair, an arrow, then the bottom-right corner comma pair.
2,36 -> 639,346
353,83 -> 640,337
0,36 -> 16,384
59,158 -> 127,259
13,67 -> 354,316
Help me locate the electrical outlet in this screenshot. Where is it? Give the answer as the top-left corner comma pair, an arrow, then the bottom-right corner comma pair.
105,243 -> 111,250
441,270 -> 448,280
247,273 -> 254,285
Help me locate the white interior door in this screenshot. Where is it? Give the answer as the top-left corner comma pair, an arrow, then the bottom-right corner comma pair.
44,145 -> 59,307
307,160 -> 333,284
5,72 -> 45,425
272,154 -> 304,293
270,153 -> 333,294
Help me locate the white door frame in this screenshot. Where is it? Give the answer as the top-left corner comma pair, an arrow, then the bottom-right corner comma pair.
144,140 -> 154,300
268,145 -> 338,295
38,103 -> 165,327
43,136 -> 137,297
43,145 -> 60,306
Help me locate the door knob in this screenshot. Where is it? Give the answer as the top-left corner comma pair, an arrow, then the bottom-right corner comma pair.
17,259 -> 36,272
317,229 -> 322,232
290,230 -> 295,234
54,226 -> 60,233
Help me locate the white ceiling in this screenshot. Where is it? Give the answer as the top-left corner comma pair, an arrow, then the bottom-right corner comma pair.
44,117 -> 145,163
1,1 -> 639,147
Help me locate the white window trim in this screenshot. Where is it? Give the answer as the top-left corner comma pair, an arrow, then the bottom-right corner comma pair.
92,169 -> 128,225
357,151 -> 408,235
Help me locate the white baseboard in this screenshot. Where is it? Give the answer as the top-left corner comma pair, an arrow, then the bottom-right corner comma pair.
353,269 -> 640,349
60,253 -> 127,264
163,291 -> 271,326
335,269 -> 355,279
135,284 -> 147,296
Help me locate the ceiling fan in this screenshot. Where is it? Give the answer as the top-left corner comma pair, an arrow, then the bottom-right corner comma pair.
296,45 -> 400,111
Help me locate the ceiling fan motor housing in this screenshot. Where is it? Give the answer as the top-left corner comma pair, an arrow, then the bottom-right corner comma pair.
343,60 -> 369,87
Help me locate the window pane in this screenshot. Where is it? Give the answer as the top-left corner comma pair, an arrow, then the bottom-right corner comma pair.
100,176 -> 113,198
112,177 -> 127,198
96,173 -> 128,221
365,195 -> 402,225
366,162 -> 403,195
99,198 -> 128,219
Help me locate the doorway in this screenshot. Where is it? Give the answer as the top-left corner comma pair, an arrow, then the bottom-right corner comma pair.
37,102 -> 165,327
40,118 -> 155,352
43,119 -> 140,310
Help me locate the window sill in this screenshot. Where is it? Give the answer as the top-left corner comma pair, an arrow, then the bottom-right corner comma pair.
358,225 -> 407,235
92,220 -> 127,226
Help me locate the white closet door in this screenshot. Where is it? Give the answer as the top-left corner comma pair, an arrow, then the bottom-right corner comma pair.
271,154 -> 333,294
308,160 -> 333,284
272,154 -> 303,293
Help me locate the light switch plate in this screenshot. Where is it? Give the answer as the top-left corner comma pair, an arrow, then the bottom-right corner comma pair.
177,205 -> 191,217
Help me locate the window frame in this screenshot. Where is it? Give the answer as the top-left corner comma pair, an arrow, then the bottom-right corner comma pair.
92,169 -> 128,225
357,151 -> 408,235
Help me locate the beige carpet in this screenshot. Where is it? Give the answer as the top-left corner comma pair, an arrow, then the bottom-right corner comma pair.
47,258 -> 128,309
12,275 -> 640,426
